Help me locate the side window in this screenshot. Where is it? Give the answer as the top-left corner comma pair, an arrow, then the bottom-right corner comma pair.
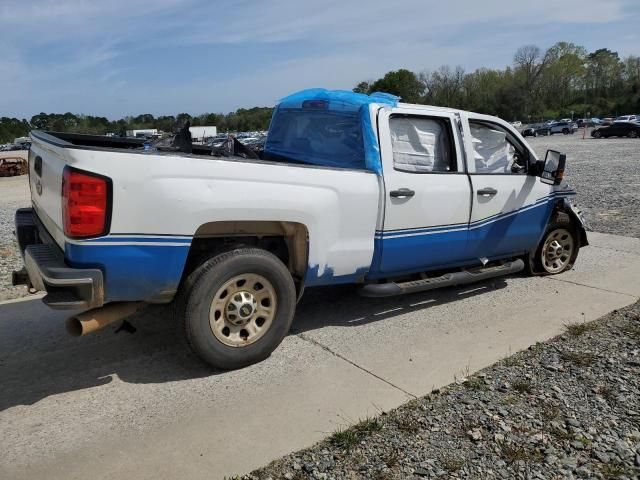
390,116 -> 457,173
469,121 -> 526,174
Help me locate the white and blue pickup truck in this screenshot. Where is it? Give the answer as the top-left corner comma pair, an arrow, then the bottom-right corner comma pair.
14,89 -> 588,369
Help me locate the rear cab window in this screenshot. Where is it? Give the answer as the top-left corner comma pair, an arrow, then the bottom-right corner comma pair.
389,115 -> 457,173
265,109 -> 365,170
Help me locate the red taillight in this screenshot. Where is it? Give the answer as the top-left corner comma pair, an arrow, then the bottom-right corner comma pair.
62,168 -> 110,238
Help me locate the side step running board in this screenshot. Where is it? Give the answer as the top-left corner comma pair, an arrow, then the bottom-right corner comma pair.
360,259 -> 524,298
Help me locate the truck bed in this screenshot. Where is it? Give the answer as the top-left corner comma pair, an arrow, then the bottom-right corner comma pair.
38,131 -> 221,156
27,130 -> 382,303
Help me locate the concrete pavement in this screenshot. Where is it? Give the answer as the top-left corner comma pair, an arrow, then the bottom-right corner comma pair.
1,232 -> 639,479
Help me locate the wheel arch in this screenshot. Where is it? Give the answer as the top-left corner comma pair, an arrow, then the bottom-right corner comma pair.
556,198 -> 589,247
180,220 -> 310,294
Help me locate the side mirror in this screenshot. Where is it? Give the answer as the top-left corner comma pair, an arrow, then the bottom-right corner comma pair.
540,150 -> 566,185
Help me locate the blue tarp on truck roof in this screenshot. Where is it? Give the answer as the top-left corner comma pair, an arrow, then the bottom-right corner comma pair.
264,88 -> 399,174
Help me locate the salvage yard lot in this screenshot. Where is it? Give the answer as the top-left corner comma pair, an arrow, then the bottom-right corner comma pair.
527,133 -> 640,238
1,134 -> 639,302
0,134 -> 639,480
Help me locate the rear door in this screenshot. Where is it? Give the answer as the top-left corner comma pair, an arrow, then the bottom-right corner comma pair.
463,115 -> 554,260
374,107 -> 472,276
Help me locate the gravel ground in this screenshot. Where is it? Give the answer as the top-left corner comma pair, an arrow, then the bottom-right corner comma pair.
248,302 -> 640,480
527,132 -> 640,238
0,174 -> 30,301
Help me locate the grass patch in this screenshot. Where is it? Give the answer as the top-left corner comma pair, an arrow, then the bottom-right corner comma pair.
393,415 -> 420,434
621,323 -> 640,339
595,385 -> 616,404
498,442 -> 543,465
353,416 -> 383,436
561,351 -> 595,367
329,416 -> 383,450
576,434 -> 592,447
599,461 -> 635,479
463,377 -> 488,391
372,471 -> 393,480
383,450 -> 400,468
329,428 -> 359,450
502,355 -> 522,367
512,380 -> 533,394
539,403 -> 561,423
564,322 -> 598,337
549,426 -> 573,441
502,395 -> 519,405
441,454 -> 465,472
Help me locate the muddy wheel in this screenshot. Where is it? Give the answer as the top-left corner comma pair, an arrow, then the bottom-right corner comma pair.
526,213 -> 579,275
176,248 -> 296,370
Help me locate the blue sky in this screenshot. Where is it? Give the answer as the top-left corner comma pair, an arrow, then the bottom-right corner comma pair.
1,0 -> 639,119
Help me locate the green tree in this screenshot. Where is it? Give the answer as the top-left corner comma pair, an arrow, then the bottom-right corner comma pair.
362,69 -> 425,103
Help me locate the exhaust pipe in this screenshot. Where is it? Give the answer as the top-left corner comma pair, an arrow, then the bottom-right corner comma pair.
66,302 -> 145,337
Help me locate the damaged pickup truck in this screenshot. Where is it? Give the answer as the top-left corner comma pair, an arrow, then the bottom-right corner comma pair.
14,89 -> 588,369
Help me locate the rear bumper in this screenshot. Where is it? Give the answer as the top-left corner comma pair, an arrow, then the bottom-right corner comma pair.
13,208 -> 104,310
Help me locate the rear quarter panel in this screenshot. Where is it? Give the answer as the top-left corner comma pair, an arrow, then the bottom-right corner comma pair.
62,148 -> 380,300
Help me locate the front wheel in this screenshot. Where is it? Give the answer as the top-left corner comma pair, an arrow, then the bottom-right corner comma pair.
593,130 -> 602,138
629,130 -> 639,138
177,248 -> 296,370
526,213 -> 579,275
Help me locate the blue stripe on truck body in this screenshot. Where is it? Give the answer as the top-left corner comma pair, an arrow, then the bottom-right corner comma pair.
64,236 -> 191,302
63,193 -> 570,299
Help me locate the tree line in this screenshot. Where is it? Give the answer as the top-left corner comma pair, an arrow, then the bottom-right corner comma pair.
0,107 -> 273,144
2,42 -> 639,144
355,43 -> 640,122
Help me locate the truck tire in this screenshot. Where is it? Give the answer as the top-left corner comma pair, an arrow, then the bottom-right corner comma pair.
526,212 -> 579,275
177,248 -> 296,370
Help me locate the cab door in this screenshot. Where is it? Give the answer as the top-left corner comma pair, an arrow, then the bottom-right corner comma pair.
462,115 -> 554,260
373,107 -> 472,276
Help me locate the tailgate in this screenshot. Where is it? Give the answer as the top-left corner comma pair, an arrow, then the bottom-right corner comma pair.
28,132 -> 70,249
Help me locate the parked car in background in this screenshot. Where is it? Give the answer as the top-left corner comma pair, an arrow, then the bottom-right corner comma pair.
601,118 -> 615,126
591,121 -> 640,138
615,115 -> 638,123
549,121 -> 576,135
510,121 -> 522,128
522,123 -> 551,137
559,118 -> 572,123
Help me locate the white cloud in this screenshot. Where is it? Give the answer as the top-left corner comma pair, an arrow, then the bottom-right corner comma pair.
0,0 -> 637,118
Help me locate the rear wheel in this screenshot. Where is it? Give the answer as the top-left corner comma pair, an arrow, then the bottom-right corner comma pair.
526,213 -> 579,275
176,248 -> 296,370
629,130 -> 638,138
562,128 -> 569,135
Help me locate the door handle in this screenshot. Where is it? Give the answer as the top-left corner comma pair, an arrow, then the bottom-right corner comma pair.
477,187 -> 498,197
390,188 -> 415,198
